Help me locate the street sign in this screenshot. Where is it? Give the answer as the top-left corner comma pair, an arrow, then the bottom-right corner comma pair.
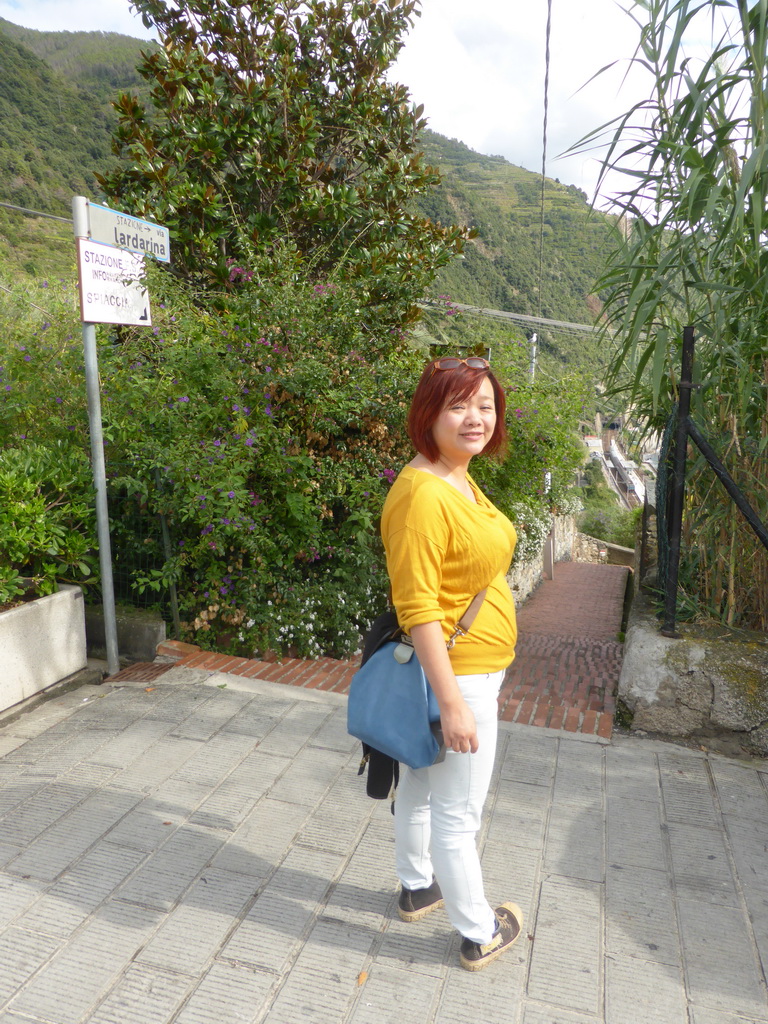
77,238 -> 151,326
87,201 -> 170,263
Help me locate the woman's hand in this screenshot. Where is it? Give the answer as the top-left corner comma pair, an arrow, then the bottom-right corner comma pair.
410,620 -> 479,754
440,699 -> 479,754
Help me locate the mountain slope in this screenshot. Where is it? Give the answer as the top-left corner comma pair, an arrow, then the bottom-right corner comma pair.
0,17 -> 614,347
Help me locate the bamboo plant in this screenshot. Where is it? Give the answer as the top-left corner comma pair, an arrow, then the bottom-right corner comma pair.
572,0 -> 768,628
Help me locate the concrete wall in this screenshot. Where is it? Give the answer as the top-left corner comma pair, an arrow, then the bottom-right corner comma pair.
0,585 -> 87,714
85,605 -> 166,663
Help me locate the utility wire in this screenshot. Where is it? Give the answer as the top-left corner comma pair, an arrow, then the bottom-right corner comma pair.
419,299 -> 599,335
0,199 -> 73,224
537,0 -> 553,319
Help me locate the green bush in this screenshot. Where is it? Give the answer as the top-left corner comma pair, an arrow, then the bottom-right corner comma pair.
0,443 -> 98,604
0,263 -> 592,655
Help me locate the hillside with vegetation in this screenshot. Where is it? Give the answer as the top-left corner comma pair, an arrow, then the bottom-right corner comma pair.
0,17 -> 613,354
0,20 -> 155,278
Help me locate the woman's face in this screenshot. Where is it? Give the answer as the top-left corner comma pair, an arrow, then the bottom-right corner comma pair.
430,376 -> 497,466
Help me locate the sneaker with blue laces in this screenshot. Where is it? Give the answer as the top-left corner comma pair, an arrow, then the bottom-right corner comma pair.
459,903 -> 523,971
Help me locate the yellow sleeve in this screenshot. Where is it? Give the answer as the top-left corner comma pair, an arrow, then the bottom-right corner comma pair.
385,525 -> 446,632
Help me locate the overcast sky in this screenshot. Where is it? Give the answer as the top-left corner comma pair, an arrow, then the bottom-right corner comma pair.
0,0 -> 655,204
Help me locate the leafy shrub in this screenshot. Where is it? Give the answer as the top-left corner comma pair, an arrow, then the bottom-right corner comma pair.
0,443 -> 97,604
1,265 -> 592,654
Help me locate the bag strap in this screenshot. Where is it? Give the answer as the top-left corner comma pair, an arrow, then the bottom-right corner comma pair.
446,588 -> 488,649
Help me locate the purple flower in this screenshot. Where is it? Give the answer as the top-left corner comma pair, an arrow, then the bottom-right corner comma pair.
227,491 -> 235,498
213,440 -> 221,447
201,525 -> 213,535
265,405 -> 272,416
178,396 -> 190,403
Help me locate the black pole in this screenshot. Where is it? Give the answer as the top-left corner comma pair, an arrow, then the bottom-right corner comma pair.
661,326 -> 695,637
687,419 -> 768,553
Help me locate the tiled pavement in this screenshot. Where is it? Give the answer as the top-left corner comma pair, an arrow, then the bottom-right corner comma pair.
1,663 -> 768,1023
112,561 -> 630,740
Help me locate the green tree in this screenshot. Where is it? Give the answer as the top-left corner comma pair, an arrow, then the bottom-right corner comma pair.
97,0 -> 469,320
570,0 -> 768,628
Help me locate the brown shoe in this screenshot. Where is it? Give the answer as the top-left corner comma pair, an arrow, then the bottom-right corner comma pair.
397,878 -> 444,922
459,903 -> 523,971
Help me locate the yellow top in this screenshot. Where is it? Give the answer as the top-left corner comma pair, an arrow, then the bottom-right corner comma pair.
381,466 -> 518,674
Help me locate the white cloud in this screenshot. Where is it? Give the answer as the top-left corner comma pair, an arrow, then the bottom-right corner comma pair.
390,0 -> 650,203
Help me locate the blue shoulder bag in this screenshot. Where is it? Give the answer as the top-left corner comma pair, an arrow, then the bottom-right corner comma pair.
347,590 -> 487,770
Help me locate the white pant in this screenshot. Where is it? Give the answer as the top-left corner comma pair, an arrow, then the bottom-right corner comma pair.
394,669 -> 504,945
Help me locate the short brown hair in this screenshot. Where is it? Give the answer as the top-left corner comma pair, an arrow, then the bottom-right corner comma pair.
406,360 -> 507,462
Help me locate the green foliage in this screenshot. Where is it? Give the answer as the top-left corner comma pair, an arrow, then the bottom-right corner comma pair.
416,131 -> 618,374
0,16 -> 616,379
575,463 -> 640,548
0,443 -> 98,603
97,0 -> 469,307
0,18 -> 158,106
1,264 -> 590,654
570,0 -> 768,629
0,32 -> 111,216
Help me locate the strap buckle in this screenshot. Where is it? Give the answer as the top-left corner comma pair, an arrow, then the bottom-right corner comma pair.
446,624 -> 469,650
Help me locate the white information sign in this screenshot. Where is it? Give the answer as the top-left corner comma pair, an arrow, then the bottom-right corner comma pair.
77,238 -> 152,326
88,201 -> 171,263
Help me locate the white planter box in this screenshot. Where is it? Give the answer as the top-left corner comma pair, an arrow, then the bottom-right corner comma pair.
0,584 -> 87,714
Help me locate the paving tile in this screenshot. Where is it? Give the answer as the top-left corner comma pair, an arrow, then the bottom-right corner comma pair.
605,954 -> 687,1024
211,797 -> 307,879
116,824 -> 225,911
0,926 -> 62,1006
261,917 -> 374,1024
521,1008 -> 601,1024
710,759 -> 768,822
527,876 -> 602,1015
605,795 -> 667,872
268,744 -> 347,808
689,1008 -> 768,1024
8,902 -> 163,1024
605,865 -> 680,965
17,841 -> 147,937
677,897 -> 768,1018
544,802 -> 604,884
667,821 -> 739,906
172,962 -> 278,1024
432,960 -> 525,1024
136,869 -> 257,975
221,845 -> 344,972
724,816 -> 768,895
6,790 -> 140,882
349,964 -> 442,1024
83,965 -> 193,1024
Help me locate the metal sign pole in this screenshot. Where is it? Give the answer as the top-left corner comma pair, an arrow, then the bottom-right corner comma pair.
72,196 -> 120,676
660,325 -> 695,638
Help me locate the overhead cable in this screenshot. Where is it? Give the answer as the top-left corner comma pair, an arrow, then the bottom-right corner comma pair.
0,200 -> 72,224
419,300 -> 600,335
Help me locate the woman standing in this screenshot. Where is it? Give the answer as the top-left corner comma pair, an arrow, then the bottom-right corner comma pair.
381,355 -> 522,971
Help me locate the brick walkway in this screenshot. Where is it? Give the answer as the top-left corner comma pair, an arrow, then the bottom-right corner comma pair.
498,562 -> 629,739
110,561 -> 629,739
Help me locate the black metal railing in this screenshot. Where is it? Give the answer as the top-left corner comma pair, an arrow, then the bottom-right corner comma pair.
660,326 -> 768,635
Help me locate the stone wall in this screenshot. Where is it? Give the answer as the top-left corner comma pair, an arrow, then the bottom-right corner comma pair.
506,513 -> 635,605
619,591 -> 768,753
